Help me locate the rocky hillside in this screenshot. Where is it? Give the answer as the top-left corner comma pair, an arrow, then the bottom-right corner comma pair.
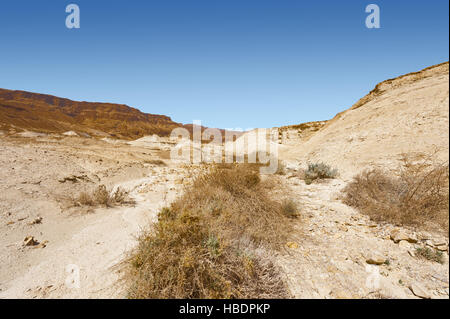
280,62 -> 449,177
0,89 -> 184,140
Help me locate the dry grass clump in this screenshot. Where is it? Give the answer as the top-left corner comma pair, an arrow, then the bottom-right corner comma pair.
342,155 -> 449,230
281,199 -> 299,218
126,164 -> 294,299
75,185 -> 134,208
303,162 -> 338,185
415,247 -> 444,264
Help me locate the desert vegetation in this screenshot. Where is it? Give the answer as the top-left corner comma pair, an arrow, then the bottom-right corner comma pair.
415,247 -> 444,264
342,154 -> 449,231
74,185 -> 134,208
301,162 -> 339,185
126,164 -> 295,298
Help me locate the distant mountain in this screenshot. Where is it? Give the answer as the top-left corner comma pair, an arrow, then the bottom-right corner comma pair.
0,89 -> 236,140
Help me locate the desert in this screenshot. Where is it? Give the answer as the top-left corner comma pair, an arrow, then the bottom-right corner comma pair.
0,62 -> 448,299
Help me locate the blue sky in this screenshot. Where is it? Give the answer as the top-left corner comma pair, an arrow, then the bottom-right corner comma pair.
0,0 -> 448,129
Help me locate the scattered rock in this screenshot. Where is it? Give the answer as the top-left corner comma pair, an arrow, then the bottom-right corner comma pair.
435,244 -> 448,252
33,240 -> 48,249
366,255 -> 386,265
432,239 -> 447,247
23,236 -> 39,247
63,131 -> 79,137
409,283 -> 431,299
390,229 -> 417,243
390,229 -> 409,243
58,174 -> 90,183
398,240 -> 411,249
28,217 -> 43,225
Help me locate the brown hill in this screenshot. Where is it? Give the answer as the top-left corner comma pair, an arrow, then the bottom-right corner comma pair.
0,89 -> 185,139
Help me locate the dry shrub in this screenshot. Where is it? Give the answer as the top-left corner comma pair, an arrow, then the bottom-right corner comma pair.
126,164 -> 293,299
281,199 -> 299,218
75,185 -> 134,208
303,162 -> 338,185
415,247 -> 444,264
342,155 -> 449,231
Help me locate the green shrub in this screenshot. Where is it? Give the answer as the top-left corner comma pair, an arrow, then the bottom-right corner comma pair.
304,162 -> 338,184
415,247 -> 444,264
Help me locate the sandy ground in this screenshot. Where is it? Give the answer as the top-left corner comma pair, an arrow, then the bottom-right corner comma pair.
278,175 -> 449,299
0,133 -> 448,299
0,135 -> 189,298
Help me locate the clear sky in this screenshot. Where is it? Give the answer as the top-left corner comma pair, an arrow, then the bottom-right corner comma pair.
0,0 -> 448,130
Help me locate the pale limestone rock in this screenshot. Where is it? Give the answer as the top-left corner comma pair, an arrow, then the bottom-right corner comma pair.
409,283 -> 431,299
398,240 -> 411,249
366,255 -> 386,265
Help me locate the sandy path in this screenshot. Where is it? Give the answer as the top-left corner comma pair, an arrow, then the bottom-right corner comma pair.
278,176 -> 449,299
0,168 -> 184,299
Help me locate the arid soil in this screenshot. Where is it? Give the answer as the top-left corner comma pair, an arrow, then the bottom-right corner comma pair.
0,135 -> 193,298
0,133 -> 448,299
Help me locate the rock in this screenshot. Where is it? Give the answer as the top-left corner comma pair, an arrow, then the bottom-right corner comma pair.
23,236 -> 39,246
409,283 -> 431,299
407,233 -> 418,243
28,217 -> 42,225
398,240 -> 411,249
390,229 -> 409,243
63,131 -> 79,136
366,255 -> 386,265
425,240 -> 434,247
432,239 -> 447,247
390,229 -> 417,243
33,240 -> 48,249
408,249 -> 416,257
435,244 -> 448,252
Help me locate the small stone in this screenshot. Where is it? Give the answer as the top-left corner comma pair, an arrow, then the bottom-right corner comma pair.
407,233 -> 418,243
425,240 -> 434,247
390,229 -> 409,243
409,283 -> 431,299
432,239 -> 447,247
33,240 -> 48,249
366,256 -> 386,265
28,217 -> 43,225
398,240 -> 411,249
23,236 -> 38,246
436,244 -> 448,252
390,229 -> 417,243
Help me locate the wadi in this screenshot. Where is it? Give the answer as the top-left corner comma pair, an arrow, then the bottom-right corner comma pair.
0,62 -> 448,299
